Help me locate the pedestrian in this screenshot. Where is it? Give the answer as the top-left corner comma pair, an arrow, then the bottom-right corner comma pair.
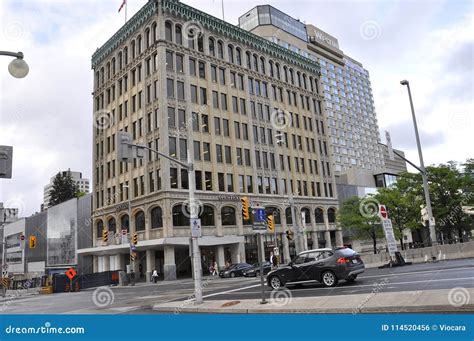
272,254 -> 278,269
212,261 -> 218,275
151,269 -> 159,283
269,252 -> 274,266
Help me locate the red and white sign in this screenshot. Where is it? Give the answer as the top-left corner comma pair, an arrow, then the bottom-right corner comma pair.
379,205 -> 388,219
20,235 -> 25,241
121,229 -> 128,235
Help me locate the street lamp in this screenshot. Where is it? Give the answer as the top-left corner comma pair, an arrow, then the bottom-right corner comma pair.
400,80 -> 437,246
1,51 -> 29,78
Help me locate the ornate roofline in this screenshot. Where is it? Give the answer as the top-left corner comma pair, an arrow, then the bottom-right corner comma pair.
91,1 -> 157,68
162,0 -> 320,74
92,0 -> 321,75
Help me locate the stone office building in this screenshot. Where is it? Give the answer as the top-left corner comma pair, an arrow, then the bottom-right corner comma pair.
79,0 -> 342,281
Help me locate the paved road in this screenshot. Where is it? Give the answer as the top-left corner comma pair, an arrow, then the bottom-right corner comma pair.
1,259 -> 472,314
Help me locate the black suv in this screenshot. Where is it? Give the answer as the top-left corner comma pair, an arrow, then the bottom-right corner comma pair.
266,247 -> 364,289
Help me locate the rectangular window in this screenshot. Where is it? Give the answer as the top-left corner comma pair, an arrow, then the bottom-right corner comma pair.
216,144 -> 223,163
189,58 -> 196,76
205,171 -> 213,190
221,93 -> 228,111
176,54 -> 184,72
219,67 -> 226,85
177,81 -> 185,100
170,168 -> 178,188
193,141 -> 201,160
166,78 -> 174,98
224,145 -> 232,164
218,173 -> 225,191
236,147 -> 243,165
191,85 -> 198,103
198,61 -> 206,79
192,112 -> 199,131
242,123 -> 248,140
178,109 -> 186,129
234,122 -> 241,139
169,137 -> 177,157
246,175 -> 253,193
232,96 -> 238,113
239,175 -> 245,193
168,107 -> 175,128
244,149 -> 251,166
202,114 -> 209,132
200,87 -> 207,105
223,119 -> 229,136
212,91 -> 219,109
203,142 -> 211,161
214,117 -> 221,135
211,65 -> 217,82
226,173 -> 234,192
181,169 -> 189,189
195,170 -> 202,190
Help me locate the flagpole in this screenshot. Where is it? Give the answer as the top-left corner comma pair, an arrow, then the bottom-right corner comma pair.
125,2 -> 127,23
221,0 -> 225,21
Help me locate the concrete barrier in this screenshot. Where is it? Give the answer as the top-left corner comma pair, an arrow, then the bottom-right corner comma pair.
360,241 -> 474,268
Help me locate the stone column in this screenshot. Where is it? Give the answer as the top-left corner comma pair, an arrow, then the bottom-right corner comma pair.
312,231 -> 319,249
144,207 -> 151,240
93,255 -> 99,273
103,255 -> 110,272
216,205 -> 224,237
216,245 -> 225,271
146,249 -> 156,282
238,242 -> 246,263
116,253 -> 125,271
282,233 -> 291,263
324,230 -> 332,248
230,243 -> 240,264
163,245 -> 176,281
335,230 -> 344,247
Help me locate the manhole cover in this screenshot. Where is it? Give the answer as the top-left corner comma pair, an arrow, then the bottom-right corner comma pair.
221,301 -> 240,307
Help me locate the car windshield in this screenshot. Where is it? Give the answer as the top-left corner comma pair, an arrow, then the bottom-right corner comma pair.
226,264 -> 237,270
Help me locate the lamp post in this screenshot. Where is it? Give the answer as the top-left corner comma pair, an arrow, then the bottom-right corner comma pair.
400,80 -> 437,246
0,51 -> 29,78
122,183 -> 134,285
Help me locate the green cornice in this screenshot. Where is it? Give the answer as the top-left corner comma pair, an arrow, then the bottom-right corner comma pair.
91,1 -> 157,68
92,0 -> 321,75
162,0 -> 320,75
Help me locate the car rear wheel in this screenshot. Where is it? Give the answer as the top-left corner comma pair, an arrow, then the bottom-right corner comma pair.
230,272 -> 235,278
269,276 -> 282,290
321,271 -> 338,287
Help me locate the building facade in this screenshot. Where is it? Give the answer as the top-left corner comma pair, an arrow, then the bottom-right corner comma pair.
80,0 -> 342,281
43,170 -> 90,209
239,5 -> 387,177
1,195 -> 93,279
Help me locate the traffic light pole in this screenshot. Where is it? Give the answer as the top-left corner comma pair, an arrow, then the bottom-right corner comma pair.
120,141 -> 203,304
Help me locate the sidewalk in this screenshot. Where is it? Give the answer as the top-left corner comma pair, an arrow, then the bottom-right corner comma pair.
152,288 -> 474,313
0,287 -> 40,302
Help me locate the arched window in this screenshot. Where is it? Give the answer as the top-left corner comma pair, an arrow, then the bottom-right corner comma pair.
283,66 -> 288,82
227,45 -> 234,63
269,60 -> 274,77
309,76 -> 314,92
118,52 -> 122,70
95,71 -> 100,88
265,207 -> 281,225
302,74 -> 307,90
131,40 -> 136,59
111,58 -> 116,75
145,28 -> 150,48
217,40 -> 224,59
209,37 -> 215,56
107,217 -> 116,234
121,214 -> 129,231
135,211 -> 145,231
285,207 -> 293,225
187,29 -> 195,49
175,25 -> 182,45
152,22 -> 157,42
235,47 -> 242,65
173,204 -> 189,227
221,206 -> 236,226
197,33 -> 204,52
100,67 -> 104,85
328,208 -> 336,223
200,205 -> 215,226
246,51 -> 251,69
301,208 -> 311,224
275,62 -> 280,79
165,21 -> 173,41
297,71 -> 301,87
260,57 -> 265,75
123,47 -> 128,65
96,220 -> 104,238
289,68 -> 294,84
106,62 -> 110,80
151,206 -> 163,228
137,35 -> 142,54
315,208 -> 324,224
253,54 -> 258,72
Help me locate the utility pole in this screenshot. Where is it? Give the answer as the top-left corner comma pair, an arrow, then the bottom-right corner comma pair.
400,80 -> 437,246
116,132 -> 203,303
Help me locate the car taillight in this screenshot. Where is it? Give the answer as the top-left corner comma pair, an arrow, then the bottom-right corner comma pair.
337,257 -> 350,264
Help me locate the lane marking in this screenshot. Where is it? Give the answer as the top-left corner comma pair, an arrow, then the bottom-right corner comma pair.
206,276 -> 474,296
359,266 -> 474,279
202,283 -> 261,299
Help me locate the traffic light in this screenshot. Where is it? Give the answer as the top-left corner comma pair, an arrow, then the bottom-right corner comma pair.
130,252 -> 137,262
102,229 -> 108,243
116,131 -> 134,163
286,230 -> 294,240
241,196 -> 250,220
267,215 -> 275,232
29,235 -> 37,249
132,232 -> 138,245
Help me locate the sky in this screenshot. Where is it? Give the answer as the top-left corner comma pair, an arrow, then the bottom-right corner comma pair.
0,0 -> 472,217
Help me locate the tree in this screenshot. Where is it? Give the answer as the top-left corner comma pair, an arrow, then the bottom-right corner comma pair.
375,182 -> 422,250
337,195 -> 383,254
49,171 -> 79,207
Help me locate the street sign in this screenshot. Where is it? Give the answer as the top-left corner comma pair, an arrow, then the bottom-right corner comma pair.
121,229 -> 128,244
379,205 -> 388,219
20,234 -> 25,241
252,207 -> 266,231
65,268 -> 77,280
381,219 -> 398,256
191,218 -> 202,237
